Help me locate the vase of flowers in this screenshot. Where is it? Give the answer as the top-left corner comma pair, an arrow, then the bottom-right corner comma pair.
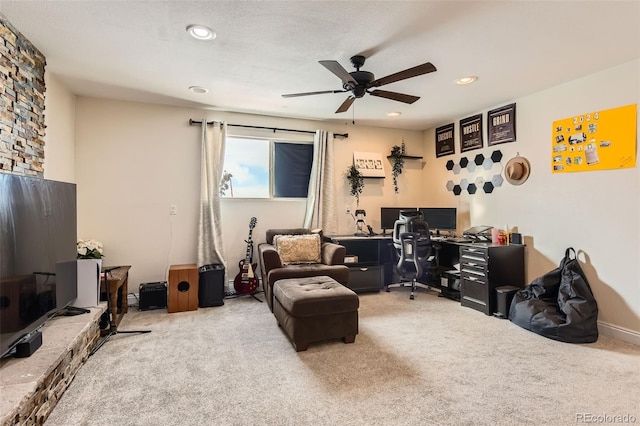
77,239 -> 104,260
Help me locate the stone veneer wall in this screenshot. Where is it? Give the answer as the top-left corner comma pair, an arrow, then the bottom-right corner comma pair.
0,307 -> 105,426
0,13 -> 46,177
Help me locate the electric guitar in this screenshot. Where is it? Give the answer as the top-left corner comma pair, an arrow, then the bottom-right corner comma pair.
234,217 -> 259,295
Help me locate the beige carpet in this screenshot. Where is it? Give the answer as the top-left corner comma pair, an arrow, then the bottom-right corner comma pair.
45,289 -> 639,426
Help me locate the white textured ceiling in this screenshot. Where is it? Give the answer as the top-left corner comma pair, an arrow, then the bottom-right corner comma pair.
1,1 -> 638,131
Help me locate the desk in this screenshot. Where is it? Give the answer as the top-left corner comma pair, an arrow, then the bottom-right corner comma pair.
330,236 -> 525,309
100,265 -> 130,332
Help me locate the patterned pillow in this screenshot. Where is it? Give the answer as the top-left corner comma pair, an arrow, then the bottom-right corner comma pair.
274,233 -> 321,265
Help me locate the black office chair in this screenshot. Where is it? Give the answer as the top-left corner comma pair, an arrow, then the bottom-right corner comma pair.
387,213 -> 439,299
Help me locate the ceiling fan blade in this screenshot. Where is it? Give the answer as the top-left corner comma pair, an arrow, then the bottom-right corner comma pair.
335,96 -> 356,113
319,60 -> 357,85
282,89 -> 346,98
371,62 -> 437,87
369,90 -> 420,104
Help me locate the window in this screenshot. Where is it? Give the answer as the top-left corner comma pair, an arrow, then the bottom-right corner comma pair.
221,136 -> 313,198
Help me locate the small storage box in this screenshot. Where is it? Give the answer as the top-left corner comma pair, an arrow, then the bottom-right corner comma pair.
440,270 -> 461,291
139,282 -> 167,311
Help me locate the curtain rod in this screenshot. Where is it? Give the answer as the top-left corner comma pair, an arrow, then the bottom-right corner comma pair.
188,119 -> 348,138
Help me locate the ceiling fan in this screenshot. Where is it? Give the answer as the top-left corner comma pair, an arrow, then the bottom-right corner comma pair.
282,55 -> 437,113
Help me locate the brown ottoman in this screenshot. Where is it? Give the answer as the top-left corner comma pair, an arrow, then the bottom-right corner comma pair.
273,276 -> 359,352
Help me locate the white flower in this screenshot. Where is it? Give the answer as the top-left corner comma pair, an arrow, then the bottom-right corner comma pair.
77,239 -> 104,259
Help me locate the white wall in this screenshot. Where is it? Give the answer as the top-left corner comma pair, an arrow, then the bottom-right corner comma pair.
43,71 -> 75,183
72,98 -> 423,292
422,60 -> 640,341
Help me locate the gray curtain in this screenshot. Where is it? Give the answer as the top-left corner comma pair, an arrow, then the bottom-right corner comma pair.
303,130 -> 337,234
198,121 -> 227,276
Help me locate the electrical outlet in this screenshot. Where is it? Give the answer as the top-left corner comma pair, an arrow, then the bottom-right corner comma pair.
170,205 -> 177,215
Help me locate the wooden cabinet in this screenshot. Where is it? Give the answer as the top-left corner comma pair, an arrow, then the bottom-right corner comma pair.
459,244 -> 525,315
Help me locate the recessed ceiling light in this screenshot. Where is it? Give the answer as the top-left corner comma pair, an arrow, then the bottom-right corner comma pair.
189,86 -> 209,94
186,25 -> 216,40
456,76 -> 478,85
387,112 -> 402,117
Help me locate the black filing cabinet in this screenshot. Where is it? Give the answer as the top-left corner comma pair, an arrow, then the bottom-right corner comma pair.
329,236 -> 385,293
459,243 -> 525,315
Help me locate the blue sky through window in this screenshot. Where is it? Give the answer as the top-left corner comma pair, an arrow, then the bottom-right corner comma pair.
222,137 -> 269,198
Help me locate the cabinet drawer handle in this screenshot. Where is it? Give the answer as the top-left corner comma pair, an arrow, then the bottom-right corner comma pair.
359,267 -> 369,271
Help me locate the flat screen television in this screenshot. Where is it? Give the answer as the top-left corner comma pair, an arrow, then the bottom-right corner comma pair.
380,207 -> 416,234
418,207 -> 457,234
0,173 -> 78,358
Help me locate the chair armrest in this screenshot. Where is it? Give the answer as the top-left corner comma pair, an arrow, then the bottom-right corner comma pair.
258,243 -> 283,275
321,242 -> 346,265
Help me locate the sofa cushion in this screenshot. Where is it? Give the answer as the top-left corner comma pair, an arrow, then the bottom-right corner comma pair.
274,233 -> 321,265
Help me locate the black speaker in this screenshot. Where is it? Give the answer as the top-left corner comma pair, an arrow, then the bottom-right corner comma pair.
139,282 -> 167,311
198,264 -> 225,307
15,330 -> 43,358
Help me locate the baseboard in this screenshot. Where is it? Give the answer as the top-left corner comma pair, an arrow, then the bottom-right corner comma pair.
598,321 -> 640,346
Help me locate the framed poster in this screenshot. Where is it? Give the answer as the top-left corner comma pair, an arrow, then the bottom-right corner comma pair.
488,103 -> 516,146
435,123 -> 455,157
551,104 -> 637,173
460,114 -> 484,152
353,151 -> 385,177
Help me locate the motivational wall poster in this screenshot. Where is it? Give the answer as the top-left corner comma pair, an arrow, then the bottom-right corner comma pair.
551,104 -> 637,173
435,123 -> 455,157
459,114 -> 484,152
488,103 -> 516,146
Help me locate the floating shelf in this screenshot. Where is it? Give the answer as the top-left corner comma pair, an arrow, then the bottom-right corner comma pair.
387,154 -> 423,160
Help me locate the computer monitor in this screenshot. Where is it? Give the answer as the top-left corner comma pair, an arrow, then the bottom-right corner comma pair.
380,207 -> 415,234
418,207 -> 457,234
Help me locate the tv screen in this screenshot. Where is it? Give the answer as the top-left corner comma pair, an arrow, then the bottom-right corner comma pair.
418,207 -> 457,233
0,174 -> 77,358
380,207 -> 416,233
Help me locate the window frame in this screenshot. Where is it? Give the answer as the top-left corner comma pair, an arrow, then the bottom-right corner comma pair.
222,130 -> 314,200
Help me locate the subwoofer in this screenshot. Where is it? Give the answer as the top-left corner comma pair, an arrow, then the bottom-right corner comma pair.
168,264 -> 199,313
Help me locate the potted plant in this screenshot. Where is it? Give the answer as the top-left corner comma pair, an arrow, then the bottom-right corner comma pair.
390,145 -> 405,193
346,164 -> 364,206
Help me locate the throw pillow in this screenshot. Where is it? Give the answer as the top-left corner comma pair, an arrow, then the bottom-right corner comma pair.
274,233 -> 321,265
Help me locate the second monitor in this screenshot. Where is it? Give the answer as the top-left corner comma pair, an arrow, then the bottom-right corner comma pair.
418,207 -> 457,235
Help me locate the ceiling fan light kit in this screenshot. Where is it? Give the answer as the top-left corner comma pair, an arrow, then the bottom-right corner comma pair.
282,55 -> 437,113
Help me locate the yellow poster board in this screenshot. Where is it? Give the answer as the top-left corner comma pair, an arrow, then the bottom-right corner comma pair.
551,104 -> 637,173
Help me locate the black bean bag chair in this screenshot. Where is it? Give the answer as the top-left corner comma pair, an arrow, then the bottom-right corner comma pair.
509,248 -> 598,343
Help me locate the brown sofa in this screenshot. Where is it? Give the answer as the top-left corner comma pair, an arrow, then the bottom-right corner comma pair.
258,228 -> 349,311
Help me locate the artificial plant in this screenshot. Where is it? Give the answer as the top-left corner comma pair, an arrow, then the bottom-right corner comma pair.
346,164 -> 364,206
390,145 -> 405,193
